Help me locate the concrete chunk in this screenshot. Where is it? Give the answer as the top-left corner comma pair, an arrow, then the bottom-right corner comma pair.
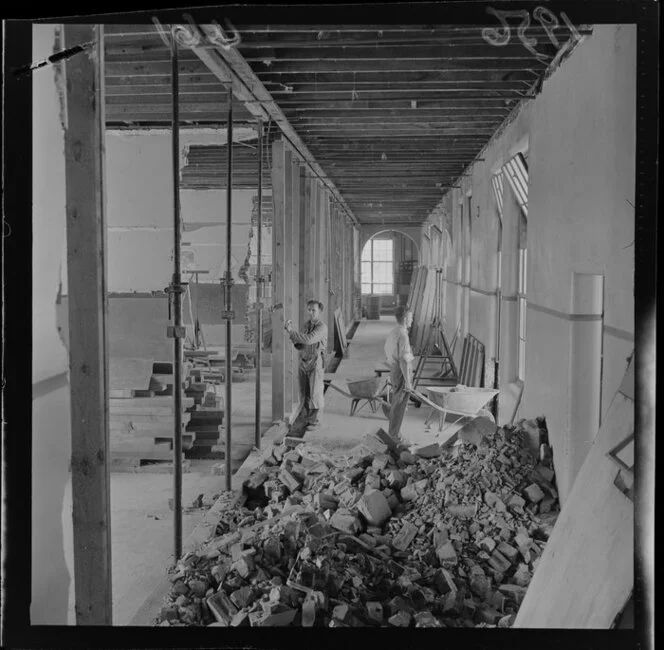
358,491 -> 392,527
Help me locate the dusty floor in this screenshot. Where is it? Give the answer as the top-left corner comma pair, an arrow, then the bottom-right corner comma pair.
63,317 -> 466,625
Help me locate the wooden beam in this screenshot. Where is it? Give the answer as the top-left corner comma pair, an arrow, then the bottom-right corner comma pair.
241,44 -> 552,61
304,174 -> 316,304
251,60 -> 544,74
187,28 -> 359,227
271,139 -> 286,421
63,24 -> 112,626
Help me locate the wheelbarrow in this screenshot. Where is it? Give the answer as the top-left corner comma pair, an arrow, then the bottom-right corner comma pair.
407,386 -> 499,433
324,375 -> 390,416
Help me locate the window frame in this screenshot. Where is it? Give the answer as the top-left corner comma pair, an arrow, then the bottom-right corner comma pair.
361,237 -> 394,295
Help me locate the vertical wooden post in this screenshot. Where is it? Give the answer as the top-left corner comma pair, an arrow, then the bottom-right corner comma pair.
64,24 -> 112,625
291,158 -> 301,410
322,191 -> 331,344
313,181 -> 323,304
271,139 -> 286,421
299,168 -> 308,317
283,147 -> 293,412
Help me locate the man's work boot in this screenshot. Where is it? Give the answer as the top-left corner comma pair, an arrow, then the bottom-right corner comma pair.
306,409 -> 322,430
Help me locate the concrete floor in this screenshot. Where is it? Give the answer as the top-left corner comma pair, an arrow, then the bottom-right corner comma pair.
62,317 -> 465,625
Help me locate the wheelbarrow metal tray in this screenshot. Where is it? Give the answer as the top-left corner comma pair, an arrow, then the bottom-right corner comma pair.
346,376 -> 386,398
424,386 -> 499,414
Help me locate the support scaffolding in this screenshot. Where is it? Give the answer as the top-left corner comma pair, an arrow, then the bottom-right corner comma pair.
168,27 -> 185,561
255,118 -> 263,449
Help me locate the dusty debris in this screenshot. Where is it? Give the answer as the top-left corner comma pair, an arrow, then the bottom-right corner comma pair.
155,420 -> 560,628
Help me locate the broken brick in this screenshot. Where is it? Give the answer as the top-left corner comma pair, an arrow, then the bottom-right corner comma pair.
391,521 -> 418,551
436,542 -> 458,566
447,503 -> 477,519
329,510 -> 362,535
399,451 -> 417,465
523,483 -> 545,504
314,492 -> 339,511
278,468 -> 301,492
488,550 -> 511,573
414,443 -> 441,458
433,568 -> 457,595
400,483 -> 418,502
497,542 -> 519,563
388,610 -> 412,627
366,601 -> 384,624
414,611 -> 442,627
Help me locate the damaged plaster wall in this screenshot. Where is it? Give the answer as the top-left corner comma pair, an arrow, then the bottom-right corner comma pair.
31,23 -> 73,624
421,25 -> 635,504
103,131 -> 257,347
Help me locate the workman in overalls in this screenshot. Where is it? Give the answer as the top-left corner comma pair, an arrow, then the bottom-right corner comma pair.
384,306 -> 414,444
285,300 -> 328,430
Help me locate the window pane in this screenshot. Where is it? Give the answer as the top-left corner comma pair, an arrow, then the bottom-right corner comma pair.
361,262 -> 372,284
373,283 -> 393,295
361,283 -> 372,295
361,244 -> 372,263
372,240 -> 393,261
372,262 -> 392,284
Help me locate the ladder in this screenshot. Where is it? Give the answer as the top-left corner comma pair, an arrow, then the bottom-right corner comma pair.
413,317 -> 458,390
412,269 -> 458,390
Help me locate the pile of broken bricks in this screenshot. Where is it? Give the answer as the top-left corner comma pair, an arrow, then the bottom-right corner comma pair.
155,416 -> 559,628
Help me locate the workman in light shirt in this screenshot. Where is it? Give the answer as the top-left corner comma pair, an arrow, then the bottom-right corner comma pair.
384,306 -> 415,443
285,300 -> 328,430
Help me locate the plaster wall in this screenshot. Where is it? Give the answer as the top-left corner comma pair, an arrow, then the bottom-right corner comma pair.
31,23 -> 73,624
105,132 -> 257,292
420,25 -> 635,503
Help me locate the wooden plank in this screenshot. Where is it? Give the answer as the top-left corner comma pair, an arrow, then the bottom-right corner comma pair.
271,139 -> 286,421
109,357 -> 154,391
64,24 -> 112,625
109,413 -> 192,424
514,360 -> 634,628
109,397 -> 194,408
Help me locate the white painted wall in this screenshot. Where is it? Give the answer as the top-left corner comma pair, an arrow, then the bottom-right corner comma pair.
420,25 -> 636,503
31,23 -> 73,624
105,131 -> 258,292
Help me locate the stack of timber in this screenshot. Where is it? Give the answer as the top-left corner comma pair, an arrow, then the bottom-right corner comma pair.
109,358 -> 224,469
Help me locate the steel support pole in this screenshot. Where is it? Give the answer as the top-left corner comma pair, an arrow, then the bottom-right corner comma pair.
170,28 -> 184,561
255,119 -> 263,448
225,87 -> 233,491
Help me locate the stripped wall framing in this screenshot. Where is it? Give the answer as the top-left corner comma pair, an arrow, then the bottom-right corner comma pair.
271,137 -> 358,421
